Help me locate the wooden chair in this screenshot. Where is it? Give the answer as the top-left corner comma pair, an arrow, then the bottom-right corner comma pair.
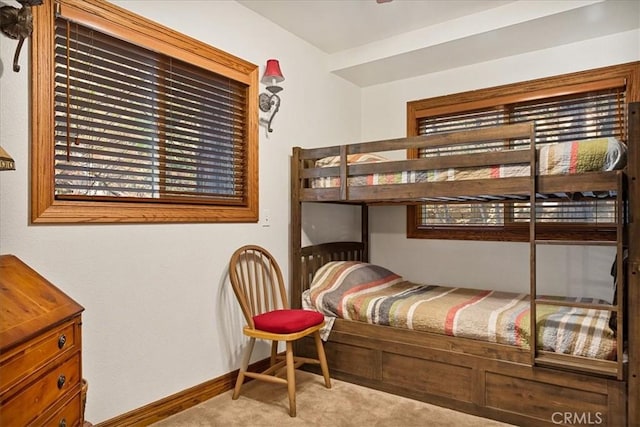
228,245 -> 331,417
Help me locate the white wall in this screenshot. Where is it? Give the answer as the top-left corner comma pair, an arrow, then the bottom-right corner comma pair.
362,30 -> 640,300
0,1 -> 360,423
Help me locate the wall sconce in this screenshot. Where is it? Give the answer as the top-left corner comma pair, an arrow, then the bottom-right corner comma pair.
0,146 -> 16,171
259,59 -> 284,133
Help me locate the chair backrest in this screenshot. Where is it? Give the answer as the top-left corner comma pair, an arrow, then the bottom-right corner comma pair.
229,245 -> 289,329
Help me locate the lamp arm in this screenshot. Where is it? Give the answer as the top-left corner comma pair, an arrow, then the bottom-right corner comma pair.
259,93 -> 281,133
12,36 -> 26,72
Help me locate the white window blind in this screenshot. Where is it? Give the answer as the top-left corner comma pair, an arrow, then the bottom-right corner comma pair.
54,17 -> 249,205
416,87 -> 625,230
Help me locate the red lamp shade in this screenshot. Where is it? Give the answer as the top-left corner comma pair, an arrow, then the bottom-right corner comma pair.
261,59 -> 284,85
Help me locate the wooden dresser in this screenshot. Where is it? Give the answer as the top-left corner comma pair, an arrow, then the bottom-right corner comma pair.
0,255 -> 84,427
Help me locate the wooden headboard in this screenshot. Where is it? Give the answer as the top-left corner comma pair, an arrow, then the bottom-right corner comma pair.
299,242 -> 366,292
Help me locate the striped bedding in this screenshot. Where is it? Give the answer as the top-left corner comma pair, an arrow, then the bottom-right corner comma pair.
304,261 -> 617,360
311,137 -> 627,189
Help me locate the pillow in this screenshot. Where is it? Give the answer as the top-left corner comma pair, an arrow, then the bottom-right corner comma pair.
308,261 -> 402,318
314,153 -> 388,168
538,137 -> 627,175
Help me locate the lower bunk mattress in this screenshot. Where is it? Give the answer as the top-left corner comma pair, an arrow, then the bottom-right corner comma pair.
303,261 -> 617,361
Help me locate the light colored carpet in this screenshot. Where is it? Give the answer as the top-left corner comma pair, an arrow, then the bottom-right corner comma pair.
152,371 -> 513,427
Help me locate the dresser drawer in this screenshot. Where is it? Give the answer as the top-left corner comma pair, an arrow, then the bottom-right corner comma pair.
0,320 -> 78,396
39,388 -> 82,427
0,353 -> 81,427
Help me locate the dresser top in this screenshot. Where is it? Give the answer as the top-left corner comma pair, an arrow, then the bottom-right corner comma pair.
0,255 -> 84,352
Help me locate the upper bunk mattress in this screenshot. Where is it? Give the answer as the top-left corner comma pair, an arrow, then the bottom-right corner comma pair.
303,261 -> 617,361
311,137 -> 626,188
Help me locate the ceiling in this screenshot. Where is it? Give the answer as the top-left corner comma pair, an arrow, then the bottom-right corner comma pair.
237,0 -> 640,87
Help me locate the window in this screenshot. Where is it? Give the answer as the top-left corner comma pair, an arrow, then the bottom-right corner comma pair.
31,0 -> 259,223
407,63 -> 639,241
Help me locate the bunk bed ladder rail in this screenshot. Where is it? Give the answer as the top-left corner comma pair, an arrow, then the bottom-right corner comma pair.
529,123 -> 538,368
615,172 -> 626,380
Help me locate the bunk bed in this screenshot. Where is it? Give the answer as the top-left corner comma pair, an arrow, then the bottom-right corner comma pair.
290,102 -> 639,427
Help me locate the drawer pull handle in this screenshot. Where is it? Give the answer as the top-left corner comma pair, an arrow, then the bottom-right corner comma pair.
59,418 -> 67,427
57,374 -> 66,389
58,334 -> 67,349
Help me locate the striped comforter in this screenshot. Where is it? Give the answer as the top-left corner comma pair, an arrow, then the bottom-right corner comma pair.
311,137 -> 626,189
305,261 -> 616,360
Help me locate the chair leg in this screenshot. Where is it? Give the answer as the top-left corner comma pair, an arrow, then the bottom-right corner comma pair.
285,341 -> 296,417
270,340 -> 278,369
314,331 -> 331,388
233,337 -> 255,400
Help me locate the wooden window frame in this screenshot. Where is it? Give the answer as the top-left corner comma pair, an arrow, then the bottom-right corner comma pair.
407,62 -> 640,241
31,0 -> 259,224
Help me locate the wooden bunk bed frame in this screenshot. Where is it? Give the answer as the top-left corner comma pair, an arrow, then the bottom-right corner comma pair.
290,102 -> 639,427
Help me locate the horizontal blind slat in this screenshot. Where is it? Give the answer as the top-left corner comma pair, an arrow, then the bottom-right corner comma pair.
54,111 -> 246,153
54,67 -> 247,126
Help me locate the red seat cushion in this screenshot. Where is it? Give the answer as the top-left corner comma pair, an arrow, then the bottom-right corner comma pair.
253,309 -> 324,334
